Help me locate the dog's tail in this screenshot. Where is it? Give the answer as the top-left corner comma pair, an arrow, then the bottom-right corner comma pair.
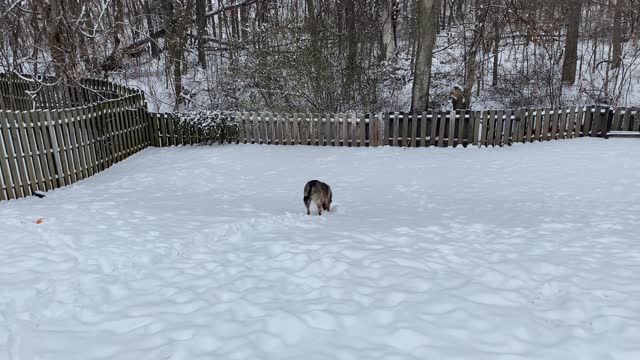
303,185 -> 313,203
304,180 -> 317,203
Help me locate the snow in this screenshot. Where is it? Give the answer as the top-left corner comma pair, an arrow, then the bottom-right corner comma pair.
1,139 -> 640,360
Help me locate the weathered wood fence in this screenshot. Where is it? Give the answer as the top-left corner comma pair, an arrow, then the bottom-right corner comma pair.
0,76 -> 149,201
1,74 -> 638,202
151,107 -> 638,148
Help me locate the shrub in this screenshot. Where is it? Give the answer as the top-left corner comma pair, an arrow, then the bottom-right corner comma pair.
173,111 -> 240,144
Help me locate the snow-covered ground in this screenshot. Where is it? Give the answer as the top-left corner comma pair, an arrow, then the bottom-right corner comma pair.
1,139 -> 640,360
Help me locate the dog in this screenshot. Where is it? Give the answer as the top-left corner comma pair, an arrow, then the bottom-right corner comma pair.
303,180 -> 332,216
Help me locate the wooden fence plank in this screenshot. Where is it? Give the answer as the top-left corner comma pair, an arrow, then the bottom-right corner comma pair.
380,112 -> 388,146
290,113 -> 298,145
503,110 -> 513,146
32,110 -> 54,191
447,110 -> 456,147
371,114 -> 378,147
391,112 -> 399,147
574,106 -> 583,137
471,111 -> 480,146
16,111 -> 40,194
567,106 -> 576,138
418,111 -> 427,147
592,106 -> 604,137
622,108 -> 632,131
64,108 -> 83,181
72,106 -> 89,178
323,113 -> 330,146
477,111 -> 486,147
287,113 -> 293,145
294,113 -> 306,145
254,112 -> 260,144
514,109 -> 524,143
22,111 -> 46,191
271,113 -> 278,145
93,104 -> 107,171
612,108 -> 623,131
82,105 -> 99,175
602,107 -> 612,137
329,114 -> 336,146
9,111 -> 33,195
558,107 -> 568,140
103,101 -> 115,165
496,110 -> 505,146
245,113 -> 252,144
1,112 -> 23,197
296,113 -> 304,145
307,113 -> 313,146
33,110 -> 55,189
360,114 -> 366,147
46,111 -> 66,186
534,108 -> 544,142
550,108 -> 559,140
464,111 -> 473,147
331,114 -> 342,146
274,113 -> 281,145
71,107 -> 89,179
463,110 -> 470,147
127,98 -> 138,150
487,110 -> 498,146
109,102 -> 121,160
524,108 -> 533,142
352,114 -> 358,147
158,110 -> 167,147
0,112 -> 15,199
318,114 -> 325,146
283,113 -> 290,145
78,106 -> 94,177
437,111 -> 446,147
583,106 -> 594,136
396,112 -> 405,147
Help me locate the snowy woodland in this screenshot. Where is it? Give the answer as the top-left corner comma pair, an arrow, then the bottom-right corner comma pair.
1,0 -> 639,112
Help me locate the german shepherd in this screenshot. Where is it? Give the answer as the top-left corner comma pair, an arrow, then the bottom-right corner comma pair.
303,180 -> 332,215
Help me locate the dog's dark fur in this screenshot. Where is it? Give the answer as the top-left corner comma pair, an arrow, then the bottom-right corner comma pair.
303,180 -> 332,215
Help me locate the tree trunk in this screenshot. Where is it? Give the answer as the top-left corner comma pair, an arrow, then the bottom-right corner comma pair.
143,0 -> 160,58
380,0 -> 398,61
161,0 -> 184,110
411,0 -> 440,112
196,0 -> 207,68
611,0 -> 623,69
561,0 -> 582,85
344,0 -> 358,100
492,19 -> 500,87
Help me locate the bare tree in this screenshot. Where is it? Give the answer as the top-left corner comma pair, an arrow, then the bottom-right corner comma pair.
611,0 -> 623,69
561,0 -> 582,85
411,0 -> 440,111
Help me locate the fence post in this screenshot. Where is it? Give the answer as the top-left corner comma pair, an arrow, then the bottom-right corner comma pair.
603,107 -> 612,138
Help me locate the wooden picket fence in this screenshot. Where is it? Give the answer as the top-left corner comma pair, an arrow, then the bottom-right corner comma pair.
0,76 -> 149,201
151,107 -> 638,148
1,74 -> 638,202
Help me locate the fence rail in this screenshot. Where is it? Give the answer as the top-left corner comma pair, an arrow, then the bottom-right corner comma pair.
150,107 -> 638,148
